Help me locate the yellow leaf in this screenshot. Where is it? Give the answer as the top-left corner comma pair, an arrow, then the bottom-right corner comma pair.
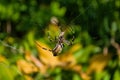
35,41 -> 62,68
59,52 -> 91,80
87,54 -> 111,74
0,55 -> 7,62
58,43 -> 82,68
35,41 -> 82,71
17,59 -> 38,74
80,72 -> 91,80
25,51 -> 47,74
24,75 -> 33,80
72,65 -> 82,72
69,43 -> 82,53
59,52 -> 76,68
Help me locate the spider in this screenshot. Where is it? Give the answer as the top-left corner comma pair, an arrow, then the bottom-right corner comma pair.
36,17 -> 75,56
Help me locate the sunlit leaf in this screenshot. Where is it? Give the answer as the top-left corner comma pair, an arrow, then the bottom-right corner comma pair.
75,45 -> 98,63
80,72 -> 91,80
0,55 -> 8,64
69,43 -> 82,54
25,51 -> 47,74
35,41 -> 62,68
59,52 -> 76,68
26,31 -> 35,46
17,59 -> 38,74
50,2 -> 66,16
94,71 -> 110,80
113,69 -> 120,80
46,23 -> 60,38
73,74 -> 81,80
87,54 -> 111,74
52,67 -> 61,80
24,75 -> 33,80
0,63 -> 14,80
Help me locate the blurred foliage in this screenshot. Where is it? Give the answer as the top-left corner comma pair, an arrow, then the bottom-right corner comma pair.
0,0 -> 120,80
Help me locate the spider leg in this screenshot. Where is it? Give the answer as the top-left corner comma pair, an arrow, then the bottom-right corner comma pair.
35,41 -> 52,52
71,35 -> 75,42
70,35 -> 75,45
68,28 -> 75,45
63,40 -> 71,46
64,36 -> 75,46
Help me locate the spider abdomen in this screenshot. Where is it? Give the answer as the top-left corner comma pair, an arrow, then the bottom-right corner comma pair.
52,43 -> 63,56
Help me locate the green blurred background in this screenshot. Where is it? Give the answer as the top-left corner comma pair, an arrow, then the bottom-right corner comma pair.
0,0 -> 120,80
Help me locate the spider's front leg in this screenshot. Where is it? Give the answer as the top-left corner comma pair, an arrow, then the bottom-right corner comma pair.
35,41 -> 52,52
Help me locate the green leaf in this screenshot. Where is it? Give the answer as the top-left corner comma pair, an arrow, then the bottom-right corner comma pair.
51,2 -> 66,16
73,74 -> 81,80
0,63 -> 14,80
113,70 -> 120,80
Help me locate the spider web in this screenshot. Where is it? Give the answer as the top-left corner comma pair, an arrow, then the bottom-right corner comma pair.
0,0 -> 93,53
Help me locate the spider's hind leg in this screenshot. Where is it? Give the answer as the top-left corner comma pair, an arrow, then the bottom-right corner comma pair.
69,27 -> 75,45
64,29 -> 75,46
64,36 -> 74,46
69,35 -> 75,45
71,35 -> 75,42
